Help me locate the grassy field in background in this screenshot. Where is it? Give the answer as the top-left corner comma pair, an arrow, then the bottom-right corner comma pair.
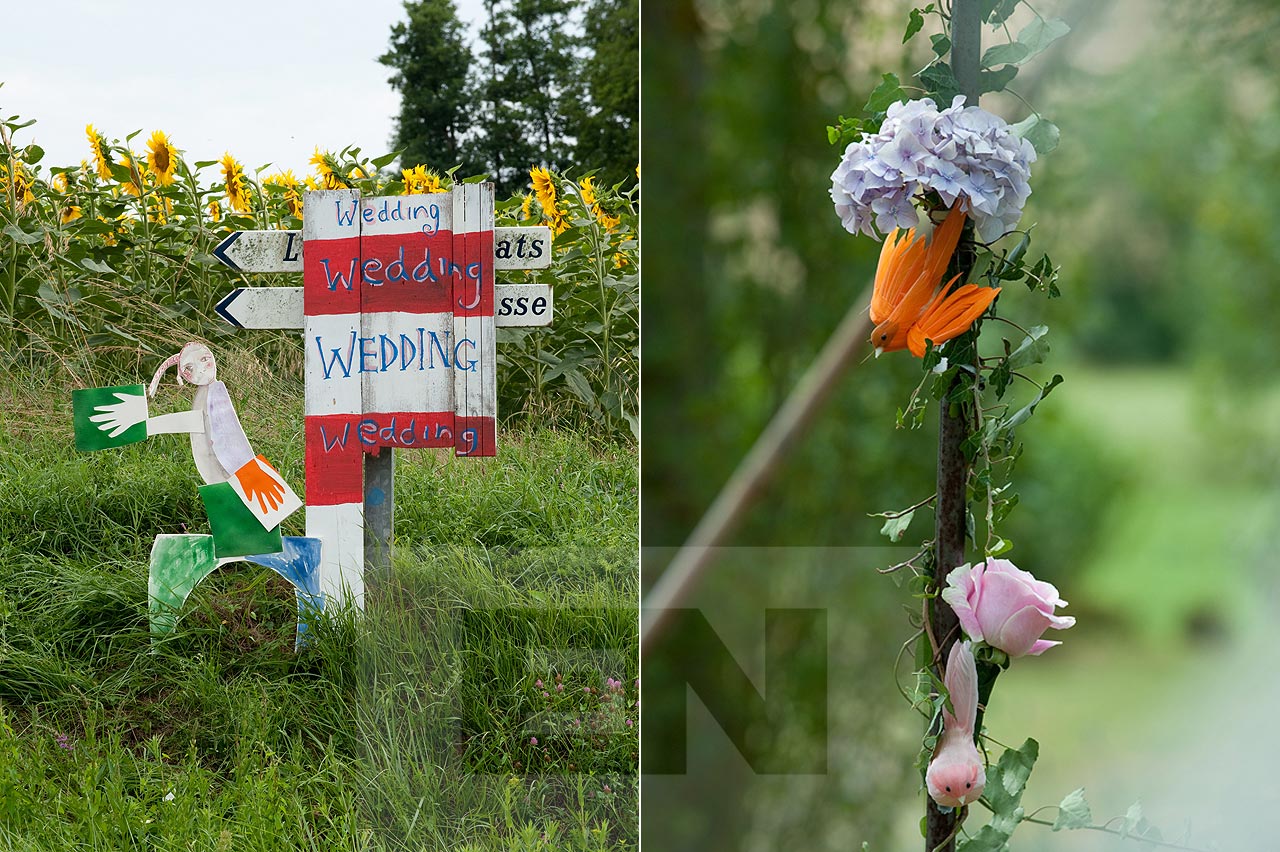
0,351 -> 639,851
892,365 -> 1280,850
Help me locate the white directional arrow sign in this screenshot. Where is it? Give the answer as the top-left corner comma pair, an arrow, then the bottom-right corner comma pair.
216,284 -> 554,329
213,226 -> 553,273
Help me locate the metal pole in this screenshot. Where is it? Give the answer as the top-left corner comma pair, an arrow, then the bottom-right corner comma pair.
364,449 -> 395,579
640,287 -> 873,656
927,2 -> 981,849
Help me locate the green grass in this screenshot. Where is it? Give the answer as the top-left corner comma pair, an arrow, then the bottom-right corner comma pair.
0,352 -> 637,851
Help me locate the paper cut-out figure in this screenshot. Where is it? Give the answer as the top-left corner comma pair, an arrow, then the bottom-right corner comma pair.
73,342 -> 316,643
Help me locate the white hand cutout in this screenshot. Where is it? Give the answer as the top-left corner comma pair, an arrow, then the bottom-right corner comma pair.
88,392 -> 148,438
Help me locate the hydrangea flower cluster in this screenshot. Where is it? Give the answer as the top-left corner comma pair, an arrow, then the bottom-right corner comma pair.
830,95 -> 1036,242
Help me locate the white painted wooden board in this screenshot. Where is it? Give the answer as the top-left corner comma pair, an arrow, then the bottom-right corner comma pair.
452,183 -> 498,456
359,311 -> 456,415
305,503 -> 365,607
302,188 -> 365,610
213,226 -> 551,273
217,284 -> 553,329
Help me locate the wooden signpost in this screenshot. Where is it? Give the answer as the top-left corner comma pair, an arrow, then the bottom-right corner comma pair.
214,186 -> 554,608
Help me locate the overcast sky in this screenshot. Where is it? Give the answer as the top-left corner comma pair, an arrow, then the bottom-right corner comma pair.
3,0 -> 488,180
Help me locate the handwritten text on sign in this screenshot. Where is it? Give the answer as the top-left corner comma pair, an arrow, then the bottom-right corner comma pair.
213,225 -> 551,273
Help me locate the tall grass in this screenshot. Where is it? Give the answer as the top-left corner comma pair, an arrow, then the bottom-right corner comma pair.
0,356 -> 637,850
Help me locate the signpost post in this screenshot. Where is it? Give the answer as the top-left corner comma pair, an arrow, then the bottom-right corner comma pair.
213,186 -> 554,607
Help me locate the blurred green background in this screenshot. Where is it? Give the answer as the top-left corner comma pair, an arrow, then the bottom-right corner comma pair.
641,0 -> 1280,849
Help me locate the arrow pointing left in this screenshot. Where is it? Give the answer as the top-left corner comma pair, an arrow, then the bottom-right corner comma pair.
212,231 -> 303,273
217,284 -> 555,330
215,287 -> 304,329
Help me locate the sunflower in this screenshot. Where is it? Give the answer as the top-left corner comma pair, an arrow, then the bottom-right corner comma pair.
86,124 -> 112,180
208,199 -> 222,223
310,148 -> 347,190
98,216 -> 117,246
579,176 -> 620,232
61,205 -> 83,224
530,166 -> 556,212
219,153 -> 252,214
147,196 -> 173,224
117,154 -> 145,197
51,172 -> 70,193
146,130 -> 178,186
264,170 -> 303,218
0,162 -> 35,205
520,192 -> 535,221
579,176 -> 598,209
401,164 -> 443,195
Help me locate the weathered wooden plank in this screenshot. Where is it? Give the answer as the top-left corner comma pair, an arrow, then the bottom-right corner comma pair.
215,286 -> 301,329
452,183 -> 498,457
303,189 -> 365,609
213,226 -> 551,273
217,284 -> 552,330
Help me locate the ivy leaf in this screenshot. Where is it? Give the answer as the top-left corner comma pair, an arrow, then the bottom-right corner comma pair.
1121,801 -> 1144,838
982,0 -> 1020,25
1007,325 -> 1050,369
904,8 -> 926,43
1017,17 -> 1071,62
827,115 -> 865,147
987,538 -> 1013,556
958,825 -> 1012,852
1009,114 -> 1060,155
983,738 -> 1038,837
875,508 -> 915,542
982,42 -> 1030,67
930,33 -> 951,57
919,62 -> 961,103
1003,375 -> 1064,430
1052,788 -> 1093,831
980,64 -> 1019,94
864,73 -> 905,116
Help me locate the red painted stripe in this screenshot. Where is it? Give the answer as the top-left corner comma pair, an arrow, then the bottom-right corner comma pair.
304,235 -> 362,316
360,230 -> 455,314
349,410 -> 457,450
454,229 -> 495,316
455,415 -> 496,457
304,414 -> 364,504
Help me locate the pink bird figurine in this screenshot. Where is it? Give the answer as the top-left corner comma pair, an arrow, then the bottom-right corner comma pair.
926,640 -> 986,808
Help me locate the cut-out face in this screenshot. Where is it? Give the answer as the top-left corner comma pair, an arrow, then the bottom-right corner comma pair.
179,343 -> 217,386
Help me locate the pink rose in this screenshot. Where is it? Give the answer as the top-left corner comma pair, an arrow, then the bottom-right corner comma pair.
941,558 -> 1075,656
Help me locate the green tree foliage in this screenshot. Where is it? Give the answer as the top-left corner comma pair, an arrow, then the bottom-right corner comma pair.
569,0 -> 639,186
476,0 -> 580,193
383,0 -> 638,195
379,0 -> 477,173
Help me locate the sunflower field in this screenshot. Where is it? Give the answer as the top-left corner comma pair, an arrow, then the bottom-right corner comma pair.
0,112 -> 638,440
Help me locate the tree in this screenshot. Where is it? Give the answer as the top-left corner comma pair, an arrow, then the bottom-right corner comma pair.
475,0 -> 579,193
568,0 -> 638,186
380,0 -> 477,173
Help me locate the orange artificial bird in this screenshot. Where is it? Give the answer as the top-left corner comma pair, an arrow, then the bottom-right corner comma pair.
869,206 -> 1000,358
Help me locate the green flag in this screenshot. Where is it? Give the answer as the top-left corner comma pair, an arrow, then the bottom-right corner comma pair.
72,384 -> 147,451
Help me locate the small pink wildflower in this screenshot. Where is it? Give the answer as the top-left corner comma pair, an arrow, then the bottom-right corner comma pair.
530,736 -> 538,746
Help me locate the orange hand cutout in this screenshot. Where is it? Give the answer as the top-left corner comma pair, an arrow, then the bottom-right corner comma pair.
233,456 -> 285,514
867,205 -> 999,357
